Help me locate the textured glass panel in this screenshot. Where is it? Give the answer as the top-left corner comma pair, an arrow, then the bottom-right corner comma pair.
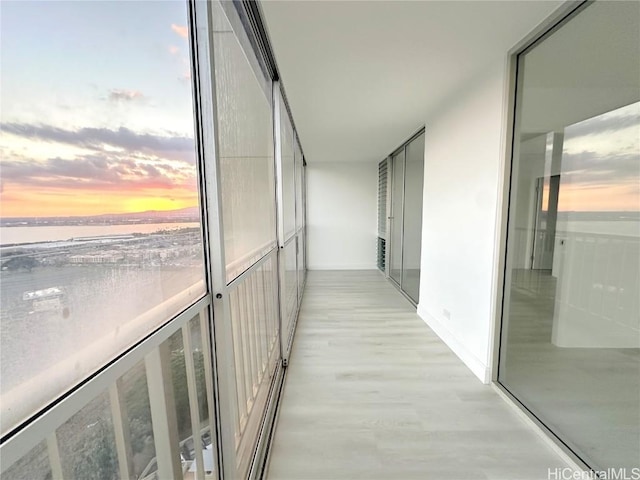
213,6 -> 276,282
56,391 -> 119,480
401,133 -> 424,303
280,97 -> 296,241
0,1 -> 205,436
389,150 -> 405,284
499,1 -> 640,470
2,441 -> 51,480
121,361 -> 157,479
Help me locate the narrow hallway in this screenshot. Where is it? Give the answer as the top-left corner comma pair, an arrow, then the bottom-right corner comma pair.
267,270 -> 571,480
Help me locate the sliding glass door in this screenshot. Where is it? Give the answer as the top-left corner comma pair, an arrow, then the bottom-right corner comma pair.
402,133 -> 425,302
387,131 -> 425,304
389,150 -> 405,286
498,0 -> 639,470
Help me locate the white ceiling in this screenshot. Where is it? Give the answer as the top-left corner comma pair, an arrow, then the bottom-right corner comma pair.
260,0 -> 563,163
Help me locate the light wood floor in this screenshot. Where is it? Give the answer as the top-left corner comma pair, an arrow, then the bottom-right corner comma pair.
266,270 -> 571,480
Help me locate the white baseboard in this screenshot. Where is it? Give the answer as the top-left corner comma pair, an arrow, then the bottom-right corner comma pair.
308,264 -> 377,270
417,305 -> 491,384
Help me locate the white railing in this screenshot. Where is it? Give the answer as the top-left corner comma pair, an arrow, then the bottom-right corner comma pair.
226,250 -> 280,477
0,280 -> 207,437
1,296 -> 218,480
552,230 -> 640,347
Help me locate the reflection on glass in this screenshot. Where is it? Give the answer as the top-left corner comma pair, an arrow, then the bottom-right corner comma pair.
189,316 -> 210,428
0,1 -> 205,436
121,361 -> 157,479
166,329 -> 194,478
499,1 -> 639,470
2,441 -> 51,480
401,133 -> 425,302
56,391 -> 119,480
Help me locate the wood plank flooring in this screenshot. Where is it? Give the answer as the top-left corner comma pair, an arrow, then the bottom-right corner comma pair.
266,270 -> 571,480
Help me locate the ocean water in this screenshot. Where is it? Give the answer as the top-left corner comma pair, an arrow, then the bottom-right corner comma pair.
556,220 -> 640,237
0,224 -> 206,434
0,222 -> 200,245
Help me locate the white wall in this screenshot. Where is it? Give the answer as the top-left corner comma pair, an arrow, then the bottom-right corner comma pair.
417,60 -> 508,384
306,161 -> 378,270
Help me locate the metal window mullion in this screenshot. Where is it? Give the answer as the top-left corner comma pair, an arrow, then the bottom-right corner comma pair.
182,323 -> 205,480
109,379 -> 135,480
144,344 -> 182,480
46,434 -> 64,480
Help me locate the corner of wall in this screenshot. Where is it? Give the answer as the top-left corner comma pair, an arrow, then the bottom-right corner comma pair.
416,304 -> 491,384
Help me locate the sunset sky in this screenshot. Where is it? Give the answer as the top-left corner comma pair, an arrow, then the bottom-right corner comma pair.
558,101 -> 640,212
0,1 -> 199,217
1,2 -> 638,219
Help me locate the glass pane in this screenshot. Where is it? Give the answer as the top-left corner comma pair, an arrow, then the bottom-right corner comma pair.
297,233 -> 305,300
167,330 -> 194,477
401,133 -> 425,303
0,1 -> 205,436
389,151 -> 405,284
213,4 -> 276,282
294,140 -> 304,234
56,391 -> 119,480
188,314 -> 217,476
294,141 -> 305,299
189,317 -> 209,432
121,361 -> 157,479
2,441 -> 51,480
499,1 -> 640,470
280,97 -> 296,241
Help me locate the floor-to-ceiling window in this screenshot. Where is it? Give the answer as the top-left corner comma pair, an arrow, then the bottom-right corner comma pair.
275,88 -> 307,365
0,2 -> 215,478
208,1 -> 281,476
498,0 -> 639,470
0,1 -> 308,479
